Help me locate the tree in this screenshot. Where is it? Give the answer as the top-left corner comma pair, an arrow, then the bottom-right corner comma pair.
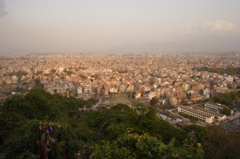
92,133 -> 204,159
199,126 -> 240,159
34,79 -> 44,88
221,107 -> 231,116
2,95 -> 35,119
50,68 -> 56,74
2,89 -> 240,159
0,120 -> 40,159
150,97 -> 158,106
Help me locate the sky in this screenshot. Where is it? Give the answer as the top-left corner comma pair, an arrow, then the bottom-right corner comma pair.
0,0 -> 240,54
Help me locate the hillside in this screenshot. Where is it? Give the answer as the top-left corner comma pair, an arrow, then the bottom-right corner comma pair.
0,88 -> 240,159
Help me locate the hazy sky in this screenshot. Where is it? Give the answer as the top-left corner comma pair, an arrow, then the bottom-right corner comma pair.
0,0 -> 240,54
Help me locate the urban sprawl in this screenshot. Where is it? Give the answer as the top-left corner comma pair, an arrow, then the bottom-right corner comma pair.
1,53 -> 240,129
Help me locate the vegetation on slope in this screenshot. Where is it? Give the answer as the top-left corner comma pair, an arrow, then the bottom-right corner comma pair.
0,88 -> 239,159
193,66 -> 240,76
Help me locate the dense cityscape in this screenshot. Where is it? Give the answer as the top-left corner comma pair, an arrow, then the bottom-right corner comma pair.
1,52 -> 240,127
1,0 -> 240,158
1,53 -> 239,101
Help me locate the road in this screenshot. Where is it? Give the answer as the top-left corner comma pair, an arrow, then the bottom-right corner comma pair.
166,108 -> 191,122
91,97 -> 102,110
227,111 -> 240,120
129,92 -> 137,103
96,97 -> 102,105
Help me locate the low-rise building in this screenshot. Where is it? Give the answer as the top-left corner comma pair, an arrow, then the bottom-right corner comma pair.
178,106 -> 214,123
178,105 -> 226,123
204,102 -> 224,111
134,92 -> 141,99
194,105 -> 226,121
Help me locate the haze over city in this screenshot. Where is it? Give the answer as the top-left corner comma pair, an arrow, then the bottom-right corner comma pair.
2,1 -> 240,158
0,0 -> 240,54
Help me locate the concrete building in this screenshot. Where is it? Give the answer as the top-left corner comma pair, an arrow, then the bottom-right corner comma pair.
178,106 -> 214,123
169,97 -> 178,106
134,92 -> 141,99
224,75 -> 233,83
77,87 -> 83,94
193,105 -> 226,122
126,85 -> 134,92
204,102 -> 224,111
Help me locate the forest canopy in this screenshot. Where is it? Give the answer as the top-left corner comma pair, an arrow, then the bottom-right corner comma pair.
0,88 -> 240,159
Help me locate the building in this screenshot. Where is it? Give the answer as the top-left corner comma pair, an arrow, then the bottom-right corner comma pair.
178,106 -> 214,123
178,105 -> 226,123
204,102 -> 224,111
126,85 -> 134,92
169,97 -> 178,106
77,87 -> 83,94
134,92 -> 141,99
224,75 -> 233,83
193,105 -> 226,121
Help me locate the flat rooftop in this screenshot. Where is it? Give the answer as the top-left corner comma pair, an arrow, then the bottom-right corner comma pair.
192,105 -> 225,117
179,106 -> 213,118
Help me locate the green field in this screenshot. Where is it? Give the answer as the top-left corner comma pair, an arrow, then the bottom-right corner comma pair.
102,93 -> 133,105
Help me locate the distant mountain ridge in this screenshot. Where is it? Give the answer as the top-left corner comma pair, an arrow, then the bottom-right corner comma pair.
108,35 -> 240,52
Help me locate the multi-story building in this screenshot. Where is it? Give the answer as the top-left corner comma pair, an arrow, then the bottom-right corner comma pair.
193,105 -> 226,121
178,106 -> 214,123
178,105 -> 226,123
204,102 -> 224,111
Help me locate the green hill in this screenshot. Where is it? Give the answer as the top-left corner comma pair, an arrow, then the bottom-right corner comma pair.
0,88 -> 239,159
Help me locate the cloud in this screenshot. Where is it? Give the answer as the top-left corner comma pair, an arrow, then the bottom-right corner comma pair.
185,19 -> 236,35
203,20 -> 236,31
185,23 -> 201,35
0,0 -> 7,18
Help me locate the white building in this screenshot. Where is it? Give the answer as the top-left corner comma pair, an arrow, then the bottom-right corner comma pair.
224,75 -> 233,83
178,106 -> 214,124
77,87 -> 83,94
204,102 -> 224,111
194,106 -> 226,122
178,105 -> 226,123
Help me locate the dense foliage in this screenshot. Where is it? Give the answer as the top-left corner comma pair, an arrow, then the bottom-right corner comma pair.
149,97 -> 158,106
0,88 -> 239,159
208,91 -> 240,110
193,66 -> 240,75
